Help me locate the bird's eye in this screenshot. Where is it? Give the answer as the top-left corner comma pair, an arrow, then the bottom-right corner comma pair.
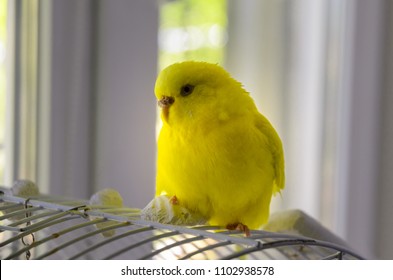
180,84 -> 194,97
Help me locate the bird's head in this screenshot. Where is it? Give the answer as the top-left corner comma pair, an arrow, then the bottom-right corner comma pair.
155,61 -> 246,127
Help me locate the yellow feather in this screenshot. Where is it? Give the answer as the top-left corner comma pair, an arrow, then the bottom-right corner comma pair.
155,61 -> 285,231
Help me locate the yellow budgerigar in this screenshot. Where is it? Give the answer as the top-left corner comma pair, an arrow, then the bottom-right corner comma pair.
154,61 -> 285,235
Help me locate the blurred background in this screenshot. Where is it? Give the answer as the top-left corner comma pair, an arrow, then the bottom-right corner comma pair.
0,0 -> 392,259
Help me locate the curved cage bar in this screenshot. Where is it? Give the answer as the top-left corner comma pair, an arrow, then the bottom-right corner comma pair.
0,187 -> 364,260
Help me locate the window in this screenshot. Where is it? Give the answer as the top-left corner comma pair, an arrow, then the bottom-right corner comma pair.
157,0 -> 392,259
159,0 -> 227,69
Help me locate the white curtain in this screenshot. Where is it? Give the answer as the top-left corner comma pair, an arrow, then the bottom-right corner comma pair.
226,0 -> 391,259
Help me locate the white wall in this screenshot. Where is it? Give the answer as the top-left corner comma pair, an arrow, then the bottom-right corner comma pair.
93,0 -> 158,208
376,0 -> 393,260
32,0 -> 158,208
340,0 -> 385,258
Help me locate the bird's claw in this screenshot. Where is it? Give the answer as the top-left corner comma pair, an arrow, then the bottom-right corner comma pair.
169,195 -> 179,205
226,223 -> 251,237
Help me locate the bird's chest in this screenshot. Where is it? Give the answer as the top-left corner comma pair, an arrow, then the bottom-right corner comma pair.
157,124 -> 259,199
159,129 -> 223,184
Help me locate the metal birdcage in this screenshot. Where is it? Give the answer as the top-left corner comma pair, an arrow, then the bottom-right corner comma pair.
0,185 -> 364,260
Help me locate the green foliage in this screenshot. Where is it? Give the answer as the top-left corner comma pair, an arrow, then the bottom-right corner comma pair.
159,0 -> 227,69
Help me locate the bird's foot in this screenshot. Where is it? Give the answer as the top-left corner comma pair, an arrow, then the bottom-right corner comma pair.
226,223 -> 250,237
169,195 -> 179,205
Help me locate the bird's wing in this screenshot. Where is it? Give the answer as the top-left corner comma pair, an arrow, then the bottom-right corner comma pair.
255,113 -> 285,194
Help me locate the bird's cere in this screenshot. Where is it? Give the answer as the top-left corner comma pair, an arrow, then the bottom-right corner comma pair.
158,96 -> 175,108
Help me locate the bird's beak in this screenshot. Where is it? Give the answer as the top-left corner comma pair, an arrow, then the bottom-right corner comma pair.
158,96 -> 175,122
158,96 -> 175,108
